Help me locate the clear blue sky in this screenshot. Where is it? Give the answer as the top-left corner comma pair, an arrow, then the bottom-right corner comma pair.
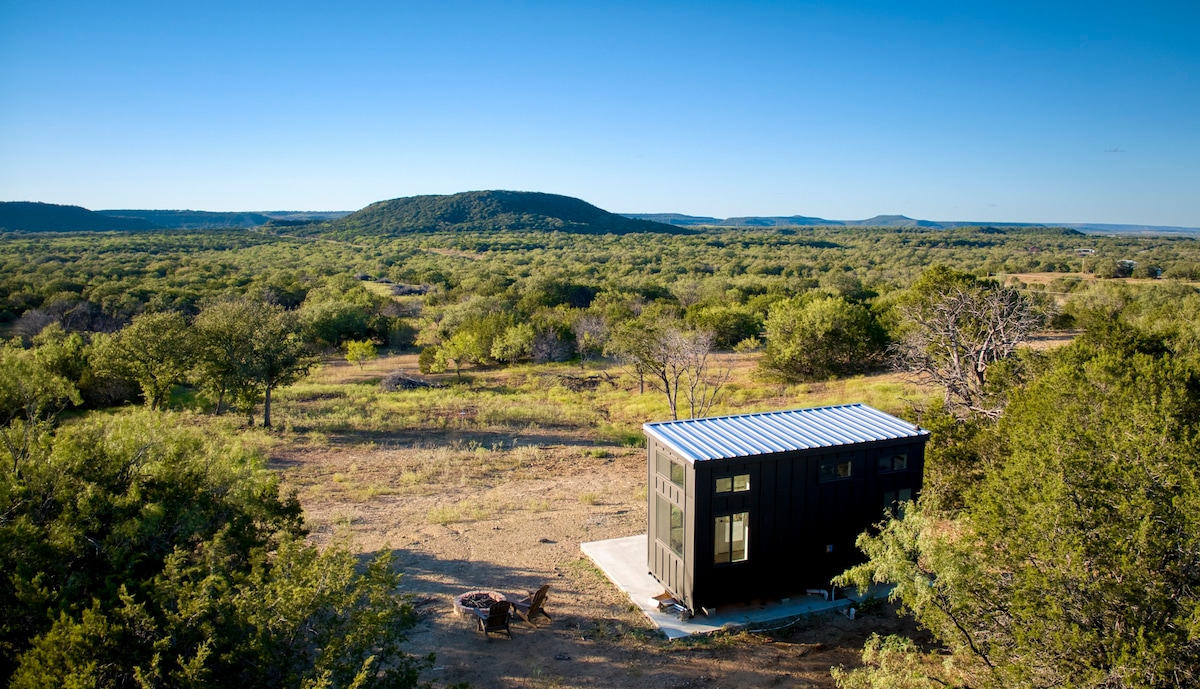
2,1 -> 1198,225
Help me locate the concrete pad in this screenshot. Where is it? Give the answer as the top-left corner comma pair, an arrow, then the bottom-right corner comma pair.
581,534 -> 853,640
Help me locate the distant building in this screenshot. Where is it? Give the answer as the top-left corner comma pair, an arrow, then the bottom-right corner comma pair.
644,404 -> 929,614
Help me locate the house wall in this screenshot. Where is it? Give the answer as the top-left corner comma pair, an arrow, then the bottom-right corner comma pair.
648,436 -> 927,612
646,438 -> 693,607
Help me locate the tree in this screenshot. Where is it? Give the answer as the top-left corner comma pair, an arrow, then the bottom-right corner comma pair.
247,306 -> 312,428
343,339 -> 377,370
440,330 -> 485,378
571,313 -> 607,368
0,411 -> 428,688
760,294 -> 887,381
91,311 -> 193,410
836,326 -> 1200,688
193,299 -> 261,415
608,317 -> 729,419
892,267 -> 1044,418
0,341 -> 80,468
490,322 -> 535,363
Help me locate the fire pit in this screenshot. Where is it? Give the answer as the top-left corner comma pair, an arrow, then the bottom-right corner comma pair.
454,590 -> 505,617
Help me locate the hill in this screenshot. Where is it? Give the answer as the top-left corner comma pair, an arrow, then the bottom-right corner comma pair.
0,202 -> 159,232
330,191 -> 688,236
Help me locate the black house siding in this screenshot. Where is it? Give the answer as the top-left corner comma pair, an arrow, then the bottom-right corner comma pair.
648,435 -> 927,613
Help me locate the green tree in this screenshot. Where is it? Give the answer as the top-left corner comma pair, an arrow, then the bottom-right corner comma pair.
0,411 -> 427,688
837,326 -> 1200,688
490,322 -> 535,364
193,299 -> 261,415
91,311 -> 193,410
0,341 -> 80,467
247,306 -> 312,428
761,294 -> 887,381
343,339 -> 378,370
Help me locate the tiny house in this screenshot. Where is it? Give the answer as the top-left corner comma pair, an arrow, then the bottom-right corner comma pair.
644,404 -> 929,613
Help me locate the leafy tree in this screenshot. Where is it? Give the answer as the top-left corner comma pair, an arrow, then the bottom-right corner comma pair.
301,299 -> 373,349
685,304 -> 762,350
247,306 -> 312,428
440,330 -> 485,378
490,322 -> 535,363
90,311 -> 193,410
193,299 -> 261,414
837,326 -> 1200,688
0,411 -> 427,688
0,341 -> 80,468
761,294 -> 887,381
344,339 -> 378,370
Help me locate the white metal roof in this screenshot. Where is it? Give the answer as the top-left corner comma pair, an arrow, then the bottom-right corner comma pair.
643,403 -> 928,462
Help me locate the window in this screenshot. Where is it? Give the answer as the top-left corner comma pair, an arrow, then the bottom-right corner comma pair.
883,488 -> 915,518
714,512 -> 749,563
878,453 -> 908,472
715,473 -> 750,493
819,458 -> 853,482
656,496 -> 685,556
657,452 -> 685,487
669,460 -> 685,487
670,504 -> 684,555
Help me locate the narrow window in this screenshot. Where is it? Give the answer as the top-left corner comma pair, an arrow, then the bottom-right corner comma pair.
656,451 -> 670,478
656,496 -> 685,557
878,453 -> 908,472
669,460 -> 685,487
669,504 -> 684,556
884,488 -> 915,518
819,458 -> 853,482
714,512 -> 749,564
715,473 -> 750,494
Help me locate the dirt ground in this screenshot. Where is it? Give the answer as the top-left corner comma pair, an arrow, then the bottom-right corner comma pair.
271,388 -> 924,688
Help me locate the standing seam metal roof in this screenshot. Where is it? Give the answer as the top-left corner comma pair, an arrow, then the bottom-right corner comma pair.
643,403 -> 929,462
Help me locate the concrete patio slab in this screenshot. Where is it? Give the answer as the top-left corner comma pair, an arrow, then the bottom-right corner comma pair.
581,534 -> 854,639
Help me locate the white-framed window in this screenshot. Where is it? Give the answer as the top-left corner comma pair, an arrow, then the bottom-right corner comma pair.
714,512 -> 749,564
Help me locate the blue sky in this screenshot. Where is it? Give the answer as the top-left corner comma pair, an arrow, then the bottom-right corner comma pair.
1,1 -> 1197,225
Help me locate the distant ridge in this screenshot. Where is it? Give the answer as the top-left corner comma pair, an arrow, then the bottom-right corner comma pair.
329,190 -> 688,236
101,209 -> 351,229
622,211 -> 1199,236
0,202 -> 159,232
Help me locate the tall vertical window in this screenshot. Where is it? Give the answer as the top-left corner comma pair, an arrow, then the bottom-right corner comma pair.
657,496 -> 685,556
883,488 -> 915,518
669,504 -> 684,555
714,512 -> 749,564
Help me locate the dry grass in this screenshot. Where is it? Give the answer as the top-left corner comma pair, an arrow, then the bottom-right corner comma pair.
257,350 -> 934,689
278,352 -> 937,446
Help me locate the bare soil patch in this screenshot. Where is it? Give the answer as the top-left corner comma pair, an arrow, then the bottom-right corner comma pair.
272,355 -> 926,688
